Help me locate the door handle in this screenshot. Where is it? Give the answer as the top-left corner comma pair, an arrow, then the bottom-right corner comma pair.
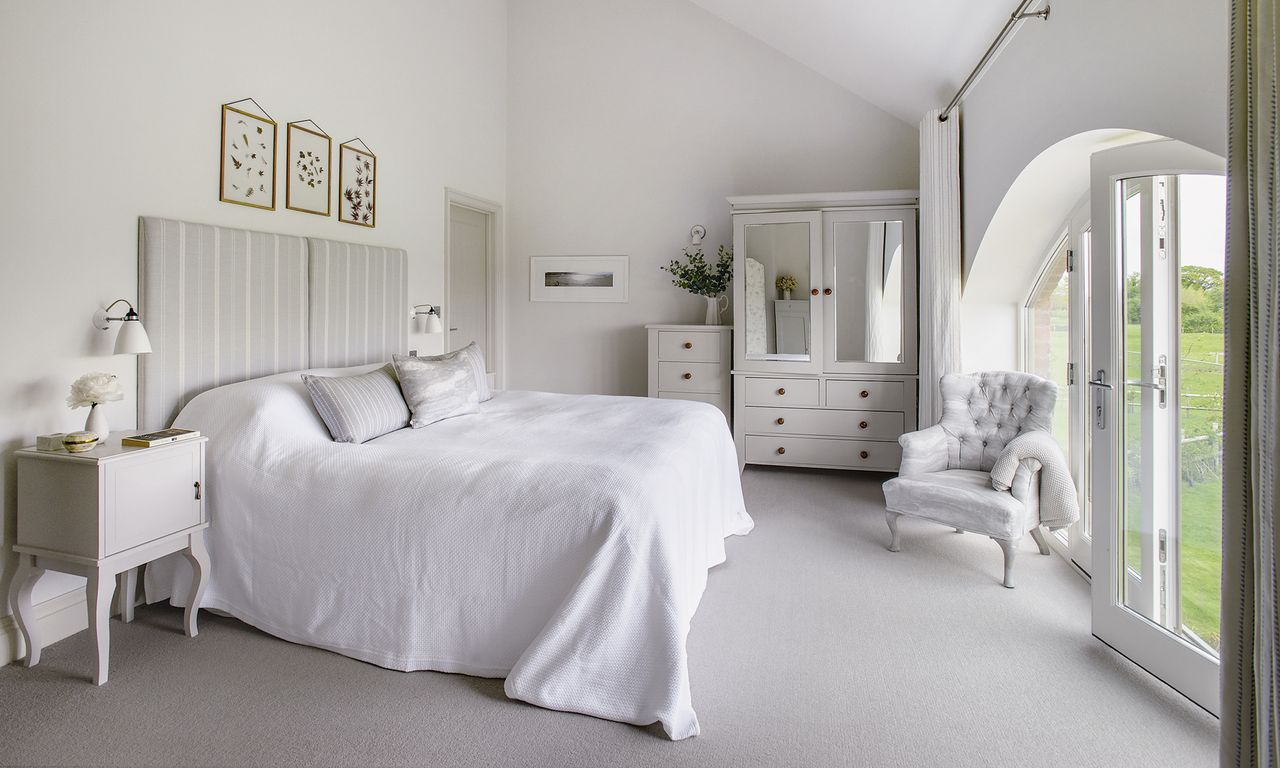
1124,355 -> 1168,408
194,481 -> 202,500
1088,370 -> 1111,430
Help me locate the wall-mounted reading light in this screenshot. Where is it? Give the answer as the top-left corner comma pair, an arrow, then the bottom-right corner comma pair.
93,299 -> 152,355
411,304 -> 444,334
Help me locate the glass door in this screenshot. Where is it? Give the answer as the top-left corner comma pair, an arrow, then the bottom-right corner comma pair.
732,211 -> 823,373
1089,141 -> 1225,714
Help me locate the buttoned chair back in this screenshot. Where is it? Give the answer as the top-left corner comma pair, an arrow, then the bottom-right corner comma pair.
937,372 -> 1058,472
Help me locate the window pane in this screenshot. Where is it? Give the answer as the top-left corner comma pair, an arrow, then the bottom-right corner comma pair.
1026,240 -> 1071,457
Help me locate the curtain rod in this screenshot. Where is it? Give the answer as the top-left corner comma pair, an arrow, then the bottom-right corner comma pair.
938,0 -> 1051,122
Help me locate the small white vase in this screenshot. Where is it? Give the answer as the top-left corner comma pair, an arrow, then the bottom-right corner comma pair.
783,289 -> 792,301
704,294 -> 727,325
85,403 -> 109,438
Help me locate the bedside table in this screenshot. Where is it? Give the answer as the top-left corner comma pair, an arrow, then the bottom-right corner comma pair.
7,432 -> 210,685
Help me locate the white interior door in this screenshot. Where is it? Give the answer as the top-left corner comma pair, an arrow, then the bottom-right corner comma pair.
1089,140 -> 1226,715
446,192 -> 504,387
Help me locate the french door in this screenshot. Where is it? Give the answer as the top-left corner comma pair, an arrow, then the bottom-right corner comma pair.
1089,140 -> 1226,714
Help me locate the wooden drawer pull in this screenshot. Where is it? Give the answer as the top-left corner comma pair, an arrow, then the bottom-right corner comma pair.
860,390 -> 870,398
776,447 -> 786,455
683,341 -> 693,349
859,451 -> 869,459
776,417 -> 786,425
682,372 -> 693,380
776,387 -> 786,396
823,288 -> 832,296
194,481 -> 202,500
859,420 -> 869,429
810,288 -> 819,296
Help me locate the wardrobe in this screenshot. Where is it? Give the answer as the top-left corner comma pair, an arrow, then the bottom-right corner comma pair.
730,191 -> 919,472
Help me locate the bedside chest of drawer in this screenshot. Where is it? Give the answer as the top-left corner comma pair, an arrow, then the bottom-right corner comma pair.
646,324 -> 732,423
8,432 -> 210,685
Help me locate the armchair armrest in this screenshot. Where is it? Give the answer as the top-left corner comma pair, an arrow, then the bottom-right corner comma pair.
1008,458 -> 1043,505
897,424 -> 949,478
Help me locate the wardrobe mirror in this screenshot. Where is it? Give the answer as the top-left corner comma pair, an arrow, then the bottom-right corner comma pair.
831,219 -> 905,364
742,221 -> 812,361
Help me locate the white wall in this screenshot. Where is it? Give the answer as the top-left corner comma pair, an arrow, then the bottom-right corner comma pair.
504,0 -> 919,395
0,0 -> 507,616
957,0 -> 1229,371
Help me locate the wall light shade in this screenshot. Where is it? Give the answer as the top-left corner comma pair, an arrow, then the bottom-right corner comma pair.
412,304 -> 444,334
94,299 -> 152,355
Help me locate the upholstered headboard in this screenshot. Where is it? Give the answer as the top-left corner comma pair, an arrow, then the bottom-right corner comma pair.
137,217 -> 409,430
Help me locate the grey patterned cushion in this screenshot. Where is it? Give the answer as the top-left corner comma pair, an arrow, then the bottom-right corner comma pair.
413,342 -> 492,402
301,364 -> 410,444
392,353 -> 482,428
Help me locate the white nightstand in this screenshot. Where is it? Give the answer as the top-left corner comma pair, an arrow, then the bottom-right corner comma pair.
7,432 -> 210,685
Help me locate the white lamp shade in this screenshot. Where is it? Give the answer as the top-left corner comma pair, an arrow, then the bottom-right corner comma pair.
114,318 -> 152,354
424,312 -> 443,334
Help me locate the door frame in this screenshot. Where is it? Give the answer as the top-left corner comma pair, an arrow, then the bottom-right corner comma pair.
1088,138 -> 1225,715
444,188 -> 505,389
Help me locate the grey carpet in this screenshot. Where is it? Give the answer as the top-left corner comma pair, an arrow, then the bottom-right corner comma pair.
0,468 -> 1217,767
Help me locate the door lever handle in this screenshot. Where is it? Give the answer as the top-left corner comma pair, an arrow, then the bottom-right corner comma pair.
1087,378 -> 1112,390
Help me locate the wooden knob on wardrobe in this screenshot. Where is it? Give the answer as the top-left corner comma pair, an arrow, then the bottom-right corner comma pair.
810,288 -> 820,296
776,387 -> 786,396
683,341 -> 693,349
823,288 -> 832,296
682,372 -> 693,380
860,451 -> 870,459
776,417 -> 786,425
860,390 -> 870,398
777,447 -> 786,455
859,421 -> 869,430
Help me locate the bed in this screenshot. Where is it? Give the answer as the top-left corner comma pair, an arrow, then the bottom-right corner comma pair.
136,218 -> 752,739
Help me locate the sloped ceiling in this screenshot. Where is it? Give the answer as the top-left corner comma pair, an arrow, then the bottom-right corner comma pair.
688,0 -> 1016,125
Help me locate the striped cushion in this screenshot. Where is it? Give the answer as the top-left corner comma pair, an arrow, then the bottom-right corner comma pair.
392,353 -> 482,428
301,364 -> 410,443
414,342 -> 492,401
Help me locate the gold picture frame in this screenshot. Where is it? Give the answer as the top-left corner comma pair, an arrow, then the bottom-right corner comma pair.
219,100 -> 277,210
338,139 -> 376,227
285,120 -> 331,216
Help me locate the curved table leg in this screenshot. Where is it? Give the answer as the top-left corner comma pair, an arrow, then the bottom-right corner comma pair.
182,531 -> 210,638
8,554 -> 45,667
117,567 -> 137,623
88,568 -> 116,685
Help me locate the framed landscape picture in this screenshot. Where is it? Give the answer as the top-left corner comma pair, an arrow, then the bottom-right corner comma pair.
338,140 -> 376,227
285,121 -> 331,216
219,101 -> 276,210
530,256 -> 629,303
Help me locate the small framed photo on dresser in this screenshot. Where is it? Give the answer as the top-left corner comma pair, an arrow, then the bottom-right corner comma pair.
219,99 -> 276,210
338,139 -> 376,227
285,120 -> 331,216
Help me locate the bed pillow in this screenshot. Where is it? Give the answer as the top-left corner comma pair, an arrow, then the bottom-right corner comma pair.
301,364 -> 410,443
392,353 -> 482,428
413,342 -> 493,402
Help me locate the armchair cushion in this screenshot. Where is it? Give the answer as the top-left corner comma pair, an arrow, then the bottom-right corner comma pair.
883,470 -> 1030,540
938,372 -> 1057,472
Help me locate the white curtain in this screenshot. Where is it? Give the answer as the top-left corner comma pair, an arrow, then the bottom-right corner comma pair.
918,109 -> 963,424
1222,0 -> 1280,765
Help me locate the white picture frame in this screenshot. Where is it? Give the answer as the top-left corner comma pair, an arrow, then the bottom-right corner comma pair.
530,256 -> 629,303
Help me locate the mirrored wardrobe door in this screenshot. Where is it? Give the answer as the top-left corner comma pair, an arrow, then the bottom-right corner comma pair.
822,209 -> 918,374
733,210 -> 823,372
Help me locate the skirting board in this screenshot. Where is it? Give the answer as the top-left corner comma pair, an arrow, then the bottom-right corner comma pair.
0,587 -> 96,666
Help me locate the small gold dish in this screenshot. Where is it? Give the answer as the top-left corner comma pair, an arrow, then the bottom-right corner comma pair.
62,431 -> 99,453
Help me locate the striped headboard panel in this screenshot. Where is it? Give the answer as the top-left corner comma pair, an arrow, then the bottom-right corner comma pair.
307,237 -> 408,368
138,217 -> 310,430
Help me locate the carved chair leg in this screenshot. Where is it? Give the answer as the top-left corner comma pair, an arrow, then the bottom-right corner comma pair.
1029,526 -> 1051,555
886,511 -> 902,552
993,538 -> 1016,588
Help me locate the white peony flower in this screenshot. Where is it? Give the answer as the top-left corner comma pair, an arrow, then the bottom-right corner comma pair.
67,372 -> 124,409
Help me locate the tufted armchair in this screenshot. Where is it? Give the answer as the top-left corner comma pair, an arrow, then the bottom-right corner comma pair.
882,371 -> 1059,588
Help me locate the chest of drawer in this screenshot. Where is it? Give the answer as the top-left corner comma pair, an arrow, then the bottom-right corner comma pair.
742,377 -> 820,407
741,406 -> 904,440
744,435 -> 901,471
656,330 -> 722,363
658,361 -> 725,393
825,379 -> 906,411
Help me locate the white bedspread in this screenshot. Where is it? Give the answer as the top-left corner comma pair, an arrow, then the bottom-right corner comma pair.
150,366 -> 752,739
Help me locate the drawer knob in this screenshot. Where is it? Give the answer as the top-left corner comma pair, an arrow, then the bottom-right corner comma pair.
194,481 -> 202,500
683,341 -> 693,349
860,389 -> 870,398
682,372 -> 693,380
823,288 -> 832,296
776,417 -> 785,425
810,288 -> 819,296
859,420 -> 869,429
776,387 -> 786,396
776,447 -> 786,455
860,450 -> 869,460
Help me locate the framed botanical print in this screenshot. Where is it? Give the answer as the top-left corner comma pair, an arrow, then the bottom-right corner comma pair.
219,99 -> 276,210
338,139 -> 376,227
285,120 -> 331,216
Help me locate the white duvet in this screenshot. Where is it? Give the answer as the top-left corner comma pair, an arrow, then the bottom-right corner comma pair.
151,365 -> 752,739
